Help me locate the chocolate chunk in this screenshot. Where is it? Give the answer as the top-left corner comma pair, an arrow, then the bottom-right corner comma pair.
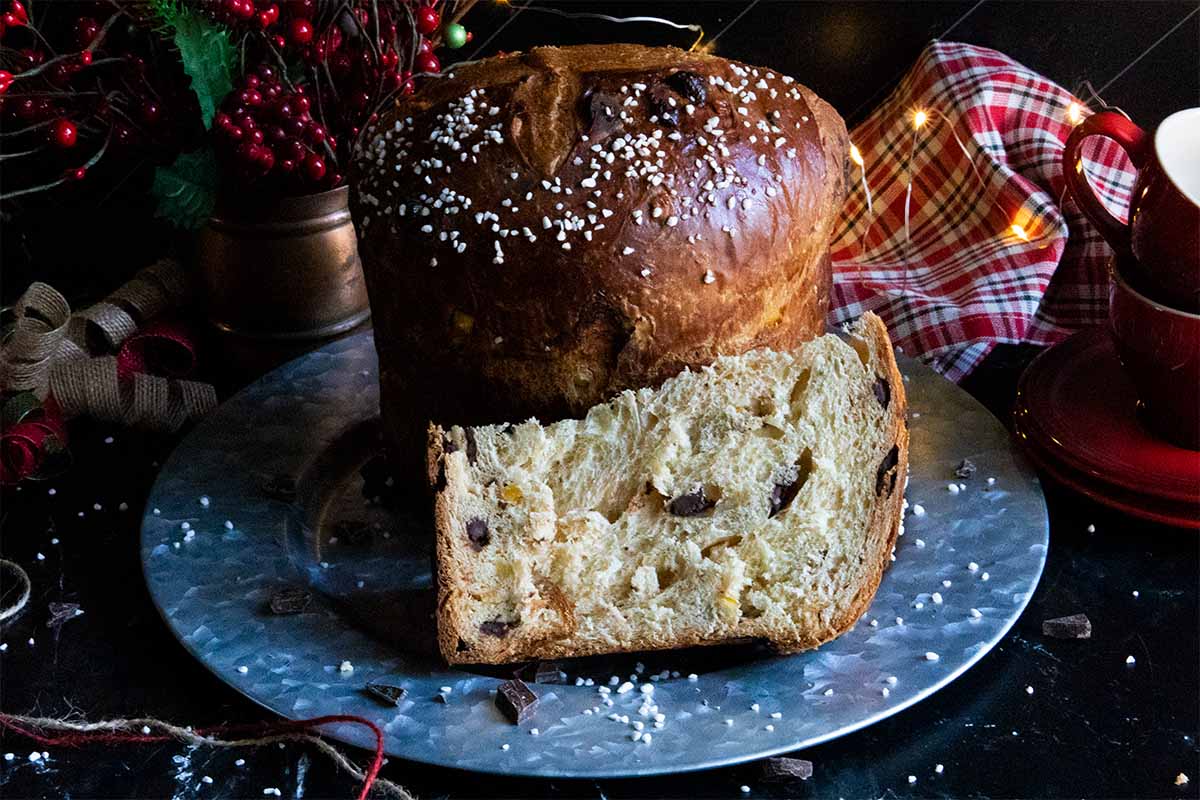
873,375 -> 891,409
456,638 -> 470,652
1042,613 -> 1092,639
665,70 -> 707,104
480,619 -> 515,638
261,474 -> 296,501
466,517 -> 490,550
495,678 -> 539,724
761,757 -> 814,782
364,683 -> 408,707
501,424 -> 516,436
534,661 -> 564,684
647,87 -> 680,126
669,487 -> 715,517
268,587 -> 312,615
954,458 -> 977,479
46,602 -> 81,628
875,445 -> 900,495
464,428 -> 478,464
769,448 -> 813,518
433,692 -> 448,704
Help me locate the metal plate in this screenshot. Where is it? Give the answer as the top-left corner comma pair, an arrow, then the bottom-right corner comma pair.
141,332 -> 1048,778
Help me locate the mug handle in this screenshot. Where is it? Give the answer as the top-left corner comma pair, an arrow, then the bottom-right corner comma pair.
1062,110 -> 1150,251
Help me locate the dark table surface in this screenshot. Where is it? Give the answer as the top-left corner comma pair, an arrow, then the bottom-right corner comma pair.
3,2 -> 1199,798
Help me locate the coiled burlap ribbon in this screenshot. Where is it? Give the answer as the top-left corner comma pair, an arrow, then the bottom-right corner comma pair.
1,259 -> 217,473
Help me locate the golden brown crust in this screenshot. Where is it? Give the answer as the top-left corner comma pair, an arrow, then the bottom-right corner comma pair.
431,314 -> 908,665
354,45 -> 848,475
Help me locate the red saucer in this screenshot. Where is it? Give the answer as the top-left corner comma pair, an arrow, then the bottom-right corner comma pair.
1013,327 -> 1200,528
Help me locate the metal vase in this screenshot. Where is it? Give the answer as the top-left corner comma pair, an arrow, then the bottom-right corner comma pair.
196,185 -> 370,374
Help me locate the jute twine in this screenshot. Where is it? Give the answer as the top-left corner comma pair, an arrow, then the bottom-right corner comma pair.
0,259 -> 216,433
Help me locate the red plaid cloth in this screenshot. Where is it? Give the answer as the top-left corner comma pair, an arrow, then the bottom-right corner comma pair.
830,41 -> 1138,380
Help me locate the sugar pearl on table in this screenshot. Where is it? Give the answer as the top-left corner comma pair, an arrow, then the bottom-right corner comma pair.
142,726 -> 151,734
740,786 -> 751,794
1132,590 -> 1139,598
886,675 -> 898,685
202,776 -> 213,784
1087,524 -> 1096,533
48,488 -> 56,496
764,724 -> 775,731
1025,686 -> 1034,695
908,775 -> 917,784
911,504 -> 925,516
822,688 -> 834,696
224,521 -> 234,530
642,733 -> 652,744
932,592 -> 943,604
724,719 -> 734,726
915,539 -> 925,548
530,728 -> 540,736
501,744 -> 510,751
617,681 -> 633,694
687,673 -> 698,681
237,666 -> 248,674
338,660 -> 353,674
199,496 -> 210,508
943,580 -> 952,588
869,619 -> 878,627
181,522 -> 190,531
3,753 -> 12,761
970,608 -> 983,618
1126,655 -> 1136,665
947,483 -> 960,494
967,562 -> 979,572
104,436 -> 114,444
770,712 -> 782,719
981,572 -> 990,581
895,616 -> 904,625
925,651 -> 940,662
36,553 -> 44,561
750,703 -> 760,712
27,638 -> 34,646
235,759 -> 245,766
93,503 -> 102,511
935,763 -> 944,774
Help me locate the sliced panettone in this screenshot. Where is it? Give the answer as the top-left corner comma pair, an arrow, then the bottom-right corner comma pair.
429,312 -> 907,664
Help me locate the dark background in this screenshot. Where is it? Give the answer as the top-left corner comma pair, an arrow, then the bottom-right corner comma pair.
2,2 -> 1199,799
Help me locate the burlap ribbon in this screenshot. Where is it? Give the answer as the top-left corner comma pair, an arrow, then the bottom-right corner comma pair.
0,259 -> 216,434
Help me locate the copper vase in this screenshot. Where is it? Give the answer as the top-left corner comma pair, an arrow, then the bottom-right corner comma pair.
196,185 -> 370,375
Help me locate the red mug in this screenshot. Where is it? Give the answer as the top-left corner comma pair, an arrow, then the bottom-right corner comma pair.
1063,108 -> 1200,312
1109,256 -> 1200,450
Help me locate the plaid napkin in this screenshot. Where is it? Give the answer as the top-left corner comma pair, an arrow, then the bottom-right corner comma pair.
830,40 -> 1138,380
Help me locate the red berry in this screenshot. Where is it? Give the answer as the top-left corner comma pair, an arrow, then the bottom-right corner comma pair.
65,166 -> 87,181
294,95 -> 310,114
419,38 -> 432,55
2,12 -> 21,28
0,70 -> 12,94
255,147 -> 275,172
140,102 -> 161,124
416,52 -> 440,74
289,18 -> 313,44
278,158 -> 296,173
240,89 -> 262,106
258,64 -> 275,81
329,172 -> 343,186
73,16 -> 99,46
271,33 -> 286,49
214,112 -> 232,130
10,1 -> 27,24
50,118 -> 77,148
307,124 -> 325,145
79,50 -> 92,66
225,125 -> 245,142
290,0 -> 315,17
248,128 -> 265,145
282,139 -> 305,161
303,152 -> 325,181
262,4 -> 279,23
415,5 -> 439,35
235,0 -> 255,18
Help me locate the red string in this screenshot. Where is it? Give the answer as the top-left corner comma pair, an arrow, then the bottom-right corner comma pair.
0,712 -> 386,800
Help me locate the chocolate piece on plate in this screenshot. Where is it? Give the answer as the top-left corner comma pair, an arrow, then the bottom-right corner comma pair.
365,683 -> 408,707
1042,613 -> 1092,639
261,474 -> 297,501
534,661 -> 564,684
268,587 -> 312,615
761,757 -> 814,781
495,679 -> 539,724
954,458 -> 977,479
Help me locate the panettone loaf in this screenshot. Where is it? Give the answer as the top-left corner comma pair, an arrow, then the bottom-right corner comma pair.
351,45 -> 850,471
429,313 -> 907,665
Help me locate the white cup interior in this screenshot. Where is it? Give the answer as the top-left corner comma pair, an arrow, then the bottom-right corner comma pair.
1155,107 -> 1200,207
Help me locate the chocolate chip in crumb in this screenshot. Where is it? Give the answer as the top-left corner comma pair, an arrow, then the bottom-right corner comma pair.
456,638 -> 470,652
480,619 -> 515,637
873,376 -> 891,409
954,458 -> 977,479
668,487 -> 715,517
466,518 -> 490,550
664,70 -> 707,104
501,424 -> 516,436
464,428 -> 478,464
442,434 -> 458,454
875,445 -> 900,495
495,678 -> 539,724
769,448 -> 813,518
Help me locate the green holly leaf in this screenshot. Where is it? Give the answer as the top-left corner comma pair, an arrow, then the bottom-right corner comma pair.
170,6 -> 234,129
152,148 -> 219,231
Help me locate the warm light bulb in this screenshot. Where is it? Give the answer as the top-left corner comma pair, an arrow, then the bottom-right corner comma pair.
849,144 -> 864,167
1067,102 -> 1084,125
913,109 -> 928,129
1011,223 -> 1030,241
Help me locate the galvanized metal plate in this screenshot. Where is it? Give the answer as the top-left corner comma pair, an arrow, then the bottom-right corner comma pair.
141,332 -> 1048,778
